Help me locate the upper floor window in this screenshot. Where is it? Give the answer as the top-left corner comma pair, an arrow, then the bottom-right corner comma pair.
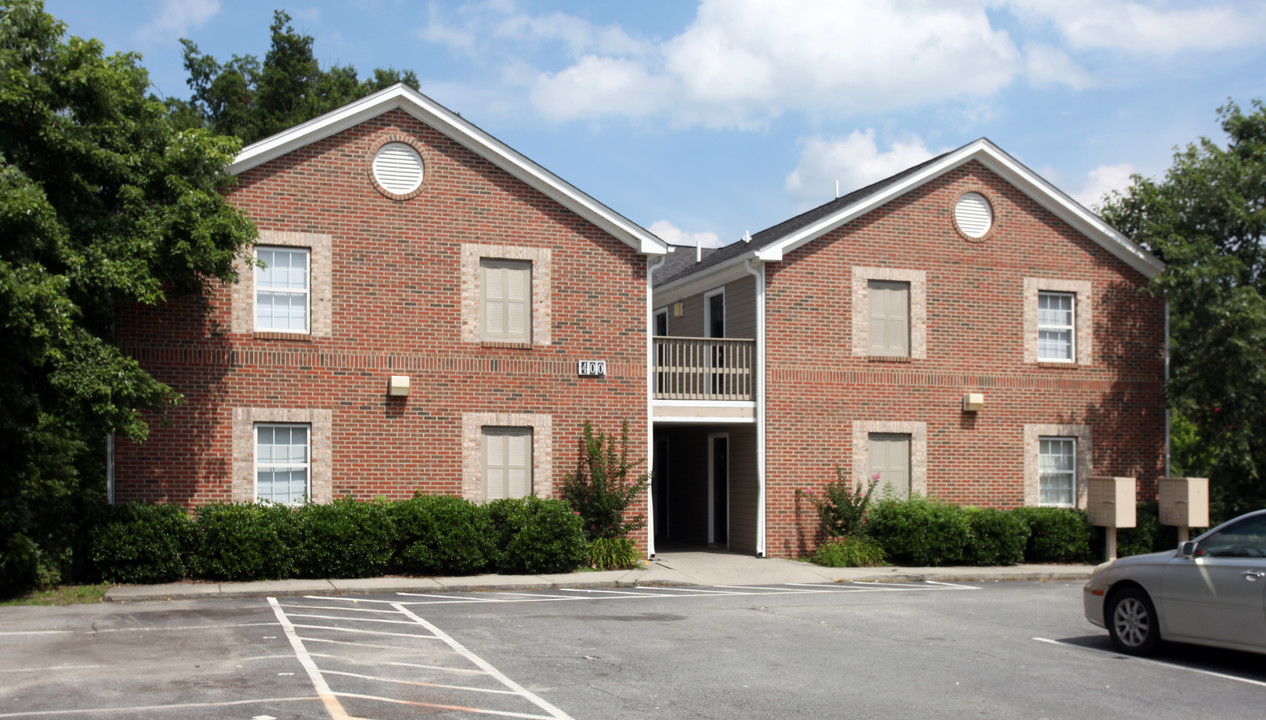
481,258 -> 532,343
1037,291 -> 1075,361
256,247 -> 310,333
868,280 -> 910,357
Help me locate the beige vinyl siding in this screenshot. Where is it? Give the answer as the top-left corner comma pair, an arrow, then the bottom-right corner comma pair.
726,424 -> 759,554
670,277 -> 756,339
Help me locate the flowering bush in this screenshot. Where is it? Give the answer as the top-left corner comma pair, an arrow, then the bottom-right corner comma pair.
800,470 -> 881,539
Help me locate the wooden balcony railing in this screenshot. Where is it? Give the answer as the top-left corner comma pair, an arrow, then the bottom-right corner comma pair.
654,336 -> 755,401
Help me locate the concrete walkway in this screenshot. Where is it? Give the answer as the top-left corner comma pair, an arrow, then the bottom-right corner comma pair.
104,547 -> 1096,602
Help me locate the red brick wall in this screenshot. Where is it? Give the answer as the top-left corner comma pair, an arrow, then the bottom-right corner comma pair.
115,109 -> 650,533
762,161 -> 1166,558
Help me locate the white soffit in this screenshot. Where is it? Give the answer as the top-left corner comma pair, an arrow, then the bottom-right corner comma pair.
755,138 -> 1164,280
230,84 -> 667,256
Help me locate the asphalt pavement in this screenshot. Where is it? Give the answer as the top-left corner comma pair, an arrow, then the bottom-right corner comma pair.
105,546 -> 1097,602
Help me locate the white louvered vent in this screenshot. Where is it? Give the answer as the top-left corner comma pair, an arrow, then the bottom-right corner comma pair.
955,192 -> 993,238
372,142 -> 424,195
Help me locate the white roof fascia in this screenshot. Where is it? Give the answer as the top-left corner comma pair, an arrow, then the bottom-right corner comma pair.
229,84 -> 668,256
753,139 -> 1164,280
654,252 -> 757,305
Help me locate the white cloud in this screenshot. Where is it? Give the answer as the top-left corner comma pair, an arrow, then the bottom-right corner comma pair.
1009,0 -> 1266,55
531,56 -> 674,121
650,220 -> 726,249
1023,44 -> 1095,89
785,130 -> 939,202
494,12 -> 649,57
133,0 -> 220,44
1072,162 -> 1137,210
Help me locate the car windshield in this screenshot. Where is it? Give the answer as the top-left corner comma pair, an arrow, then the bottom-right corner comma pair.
1196,514 -> 1266,558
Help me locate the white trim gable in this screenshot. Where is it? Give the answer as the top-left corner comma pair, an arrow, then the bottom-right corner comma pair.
753,139 -> 1163,280
230,83 -> 667,256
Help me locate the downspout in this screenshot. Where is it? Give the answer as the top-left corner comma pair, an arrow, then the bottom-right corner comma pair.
744,258 -> 767,557
1164,300 -> 1171,478
106,433 -> 115,505
647,252 -> 668,558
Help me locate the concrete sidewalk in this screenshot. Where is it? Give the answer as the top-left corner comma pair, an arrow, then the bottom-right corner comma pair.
104,548 -> 1096,602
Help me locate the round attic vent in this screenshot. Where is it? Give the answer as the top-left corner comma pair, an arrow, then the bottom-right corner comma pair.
372,142 -> 424,196
955,192 -> 993,239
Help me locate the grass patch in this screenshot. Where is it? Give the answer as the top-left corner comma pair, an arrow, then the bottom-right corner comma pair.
0,583 -> 111,606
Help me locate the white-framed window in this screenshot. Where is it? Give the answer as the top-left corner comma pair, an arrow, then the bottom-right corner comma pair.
1038,436 -> 1077,507
255,246 -> 310,333
481,258 -> 531,343
1037,291 -> 1075,361
482,427 -> 533,501
868,280 -> 910,357
255,423 -> 310,504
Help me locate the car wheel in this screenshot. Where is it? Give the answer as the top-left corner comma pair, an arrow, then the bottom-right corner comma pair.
1107,586 -> 1162,656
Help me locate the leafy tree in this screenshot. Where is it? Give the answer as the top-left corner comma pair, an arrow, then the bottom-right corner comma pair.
562,421 -> 650,541
0,0 -> 255,593
174,10 -> 419,143
1100,100 -> 1266,518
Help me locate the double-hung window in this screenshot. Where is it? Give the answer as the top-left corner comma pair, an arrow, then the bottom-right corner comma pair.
868,280 -> 910,357
1038,437 -> 1076,507
256,424 -> 309,504
482,427 -> 533,500
1037,291 -> 1075,361
256,247 -> 310,333
481,258 -> 531,343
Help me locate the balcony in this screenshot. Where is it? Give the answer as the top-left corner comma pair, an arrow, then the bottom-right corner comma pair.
654,336 -> 755,402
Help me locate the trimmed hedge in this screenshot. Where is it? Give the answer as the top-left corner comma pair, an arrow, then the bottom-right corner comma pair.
189,502 -> 299,581
295,499 -> 395,579
391,495 -> 494,576
963,508 -> 1030,566
487,497 -> 587,574
867,497 -> 970,566
91,503 -> 193,584
1010,506 -> 1094,563
813,536 -> 886,568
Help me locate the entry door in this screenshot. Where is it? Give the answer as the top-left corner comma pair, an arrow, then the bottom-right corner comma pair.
706,291 -> 726,395
653,437 -> 669,540
709,434 -> 729,546
868,433 -> 911,498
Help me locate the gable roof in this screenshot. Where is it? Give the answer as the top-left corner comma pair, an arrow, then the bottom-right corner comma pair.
654,138 -> 1163,289
229,84 -> 667,256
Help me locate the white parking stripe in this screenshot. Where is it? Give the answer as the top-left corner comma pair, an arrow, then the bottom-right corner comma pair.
321,669 -> 520,695
333,692 -> 557,719
396,592 -> 502,601
0,622 -> 277,637
267,597 -> 351,720
308,653 -> 488,675
1033,637 -> 1266,689
278,602 -> 402,614
392,603 -> 574,720
285,613 -> 428,626
290,623 -> 439,640
0,696 -> 319,718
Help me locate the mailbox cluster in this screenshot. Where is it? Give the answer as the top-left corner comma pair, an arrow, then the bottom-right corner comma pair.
1087,476 -> 1210,561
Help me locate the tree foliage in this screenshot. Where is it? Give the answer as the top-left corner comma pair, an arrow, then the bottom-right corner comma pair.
171,10 -> 419,143
1100,100 -> 1266,518
0,0 -> 255,593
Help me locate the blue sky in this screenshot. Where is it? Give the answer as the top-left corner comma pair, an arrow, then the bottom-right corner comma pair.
44,0 -> 1266,248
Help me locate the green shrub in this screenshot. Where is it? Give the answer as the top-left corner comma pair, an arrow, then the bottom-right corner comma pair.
391,495 -> 494,576
1114,502 -> 1180,558
189,502 -> 299,581
867,497 -> 970,566
295,499 -> 395,578
963,508 -> 1029,566
587,537 -> 642,570
562,420 -> 650,541
90,503 -> 193,584
487,497 -> 587,574
1010,507 -> 1094,563
799,470 -> 881,539
813,536 -> 887,567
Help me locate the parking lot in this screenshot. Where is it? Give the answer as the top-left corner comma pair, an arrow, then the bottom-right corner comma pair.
2,581 -> 1262,719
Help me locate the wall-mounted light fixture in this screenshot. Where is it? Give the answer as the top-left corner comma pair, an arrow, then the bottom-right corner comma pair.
388,375 -> 411,397
962,392 -> 984,412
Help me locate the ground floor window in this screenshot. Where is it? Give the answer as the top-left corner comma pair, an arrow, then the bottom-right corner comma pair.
483,427 -> 533,501
868,432 -> 912,498
1038,437 -> 1076,507
256,423 -> 309,503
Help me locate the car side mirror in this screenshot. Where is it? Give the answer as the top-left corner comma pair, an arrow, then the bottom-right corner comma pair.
1179,540 -> 1197,558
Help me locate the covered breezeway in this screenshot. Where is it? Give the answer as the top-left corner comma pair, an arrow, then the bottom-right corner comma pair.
652,423 -> 758,555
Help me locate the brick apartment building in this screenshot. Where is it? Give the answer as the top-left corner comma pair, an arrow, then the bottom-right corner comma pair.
113,86 -> 1166,559
651,139 -> 1167,557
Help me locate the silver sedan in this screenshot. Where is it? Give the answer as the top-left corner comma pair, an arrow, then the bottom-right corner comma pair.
1083,508 -> 1266,656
